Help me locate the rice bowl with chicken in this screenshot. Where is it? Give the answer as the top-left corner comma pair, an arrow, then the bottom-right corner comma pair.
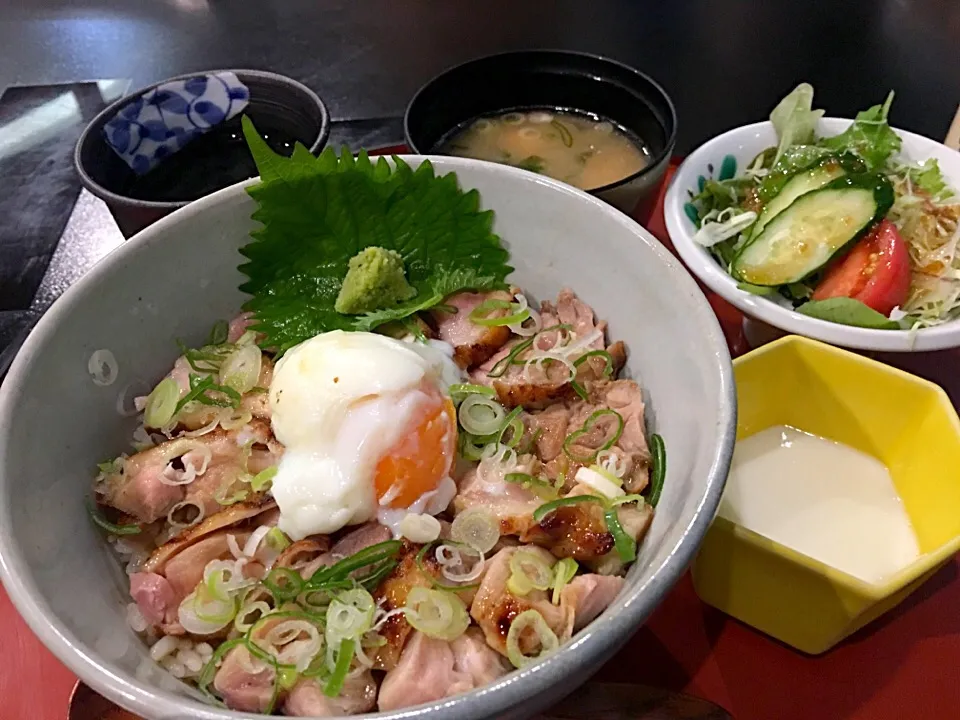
0,127 -> 734,720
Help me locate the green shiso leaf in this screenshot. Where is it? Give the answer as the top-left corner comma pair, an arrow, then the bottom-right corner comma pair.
238,117 -> 513,353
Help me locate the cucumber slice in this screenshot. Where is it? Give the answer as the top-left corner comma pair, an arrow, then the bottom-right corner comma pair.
751,160 -> 847,238
732,175 -> 894,287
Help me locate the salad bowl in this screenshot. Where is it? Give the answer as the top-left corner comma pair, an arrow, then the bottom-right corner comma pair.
665,113 -> 960,352
0,156 -> 735,720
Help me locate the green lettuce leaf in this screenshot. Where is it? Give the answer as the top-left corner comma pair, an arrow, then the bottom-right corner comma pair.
796,297 -> 900,329
902,158 -> 955,202
238,117 -> 513,353
770,83 -> 825,163
819,92 -> 901,171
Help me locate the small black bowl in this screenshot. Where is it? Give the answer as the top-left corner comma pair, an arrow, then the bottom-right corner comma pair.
76,69 -> 329,238
404,50 -> 677,215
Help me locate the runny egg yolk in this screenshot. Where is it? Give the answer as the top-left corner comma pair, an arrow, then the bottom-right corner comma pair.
375,385 -> 457,509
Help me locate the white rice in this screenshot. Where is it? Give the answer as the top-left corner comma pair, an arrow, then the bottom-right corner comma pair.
126,603 -> 148,633
144,634 -> 212,680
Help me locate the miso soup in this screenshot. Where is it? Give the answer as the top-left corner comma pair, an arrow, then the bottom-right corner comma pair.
437,109 -> 650,190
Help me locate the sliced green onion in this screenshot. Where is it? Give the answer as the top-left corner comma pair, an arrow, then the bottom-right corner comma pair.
551,119 -> 574,147
415,541 -> 481,591
498,406 -> 525,448
604,508 -> 637,563
574,350 -> 614,377
554,470 -> 566,491
265,527 -> 291,551
357,558 -> 399,590
208,319 -> 229,346
487,337 -> 535,378
450,507 -> 500,554
449,383 -> 496,404
306,540 -> 403,589
458,394 -> 506,436
219,408 -> 253,431
400,315 -> 428,343
205,564 -> 234,603
245,632 -> 294,671
86,499 -> 141,535
301,651 -> 329,679
96,457 -> 124,475
263,567 -> 305,602
505,472 -> 559,500
435,542 -> 485,584
646,433 -> 666,507
533,494 -> 603,523
574,466 -> 625,500
219,344 -> 262,394
562,409 -> 624,463
234,600 -> 272,633
323,637 -> 355,697
187,586 -> 236,627
144,377 -> 179,428
469,299 -> 530,327
251,466 -> 277,493
175,374 -> 242,415
505,609 -> 559,668
591,463 -> 623,486
245,610 -> 317,670
404,586 -> 470,640
519,324 -> 572,363
278,667 -> 299,691
326,588 -> 375,640
214,483 -> 248,506
459,433 -> 495,461
299,587 -> 337,611
551,558 -> 579,604
507,549 -> 554,596
570,350 -> 615,400
178,339 -> 231,374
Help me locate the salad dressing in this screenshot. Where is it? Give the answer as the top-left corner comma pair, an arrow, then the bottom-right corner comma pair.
719,425 -> 920,584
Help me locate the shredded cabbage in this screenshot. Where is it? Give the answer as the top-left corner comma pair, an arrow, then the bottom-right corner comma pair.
887,170 -> 960,326
692,208 -> 757,248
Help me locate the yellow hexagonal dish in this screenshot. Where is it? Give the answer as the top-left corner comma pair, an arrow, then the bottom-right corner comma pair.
691,334 -> 960,654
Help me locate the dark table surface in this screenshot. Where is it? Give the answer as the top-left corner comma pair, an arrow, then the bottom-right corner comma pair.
2,0 -> 960,155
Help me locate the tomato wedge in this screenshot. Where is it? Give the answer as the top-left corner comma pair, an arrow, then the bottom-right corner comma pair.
812,219 -> 910,316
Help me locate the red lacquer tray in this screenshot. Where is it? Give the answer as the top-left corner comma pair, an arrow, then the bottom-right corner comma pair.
4,160 -> 960,720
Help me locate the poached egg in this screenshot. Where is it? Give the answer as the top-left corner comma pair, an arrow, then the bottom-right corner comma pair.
269,330 -> 462,540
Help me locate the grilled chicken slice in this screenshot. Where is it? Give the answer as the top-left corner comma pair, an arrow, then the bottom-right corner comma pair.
378,631 -> 475,710
560,574 -> 625,631
213,644 -> 276,713
370,542 -> 437,670
96,421 -> 281,525
132,503 -> 278,633
452,627 -> 510,684
453,466 -> 542,538
519,484 -> 615,562
284,672 -> 377,716
524,379 -> 650,494
469,290 -> 616,409
432,291 -> 514,369
377,628 -> 507,711
470,546 -> 573,657
143,499 -> 276,573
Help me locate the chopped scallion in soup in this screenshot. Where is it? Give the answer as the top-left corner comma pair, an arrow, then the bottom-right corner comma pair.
437,109 -> 650,190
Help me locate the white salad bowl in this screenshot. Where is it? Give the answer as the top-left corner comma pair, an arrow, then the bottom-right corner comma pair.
664,117 -> 960,352
0,157 -> 735,720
